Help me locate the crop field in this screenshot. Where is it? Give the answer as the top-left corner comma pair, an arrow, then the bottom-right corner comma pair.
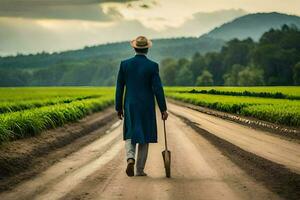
165,86 -> 300,127
1,86 -> 299,144
0,87 -> 115,143
165,86 -> 300,99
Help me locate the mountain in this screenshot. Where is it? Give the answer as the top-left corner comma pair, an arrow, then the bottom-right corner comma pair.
203,12 -> 300,41
0,37 -> 224,70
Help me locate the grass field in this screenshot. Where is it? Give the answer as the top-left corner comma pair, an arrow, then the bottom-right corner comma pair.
165,86 -> 300,99
0,87 -> 115,143
165,86 -> 300,127
0,86 -> 299,144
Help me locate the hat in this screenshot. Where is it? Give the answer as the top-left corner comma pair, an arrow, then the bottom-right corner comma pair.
130,36 -> 152,49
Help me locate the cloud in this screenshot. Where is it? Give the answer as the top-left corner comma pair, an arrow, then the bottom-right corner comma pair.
0,17 -> 154,55
0,0 -> 138,21
0,9 -> 247,56
0,18 -> 60,55
0,0 -> 136,6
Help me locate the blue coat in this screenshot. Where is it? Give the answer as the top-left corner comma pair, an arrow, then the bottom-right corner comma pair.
115,54 -> 167,144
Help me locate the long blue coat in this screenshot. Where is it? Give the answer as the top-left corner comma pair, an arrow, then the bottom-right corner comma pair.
115,54 -> 167,144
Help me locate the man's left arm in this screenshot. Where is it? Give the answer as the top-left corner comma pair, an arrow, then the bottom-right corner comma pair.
151,63 -> 168,120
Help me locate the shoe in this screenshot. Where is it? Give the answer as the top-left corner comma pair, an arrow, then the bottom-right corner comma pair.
135,171 -> 147,176
126,158 -> 135,177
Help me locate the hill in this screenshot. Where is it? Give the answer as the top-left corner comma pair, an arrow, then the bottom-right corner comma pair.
203,12 -> 300,41
0,37 -> 224,86
0,37 -> 224,70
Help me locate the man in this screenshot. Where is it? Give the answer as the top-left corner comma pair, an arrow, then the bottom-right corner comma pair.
115,36 -> 168,177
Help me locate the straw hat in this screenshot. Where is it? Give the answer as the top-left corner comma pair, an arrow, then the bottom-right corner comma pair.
130,36 -> 152,49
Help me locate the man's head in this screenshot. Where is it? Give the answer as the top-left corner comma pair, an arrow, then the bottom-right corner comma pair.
130,36 -> 152,54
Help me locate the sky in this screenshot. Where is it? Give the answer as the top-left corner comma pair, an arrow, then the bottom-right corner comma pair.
0,0 -> 300,56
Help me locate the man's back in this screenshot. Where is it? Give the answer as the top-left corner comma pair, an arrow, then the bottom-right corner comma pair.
121,54 -> 158,101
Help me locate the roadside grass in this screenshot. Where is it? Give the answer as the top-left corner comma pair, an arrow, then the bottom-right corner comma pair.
165,86 -> 300,99
0,95 -> 102,114
240,104 -> 300,126
0,87 -> 114,102
0,96 -> 114,143
166,89 -> 300,127
0,87 -> 115,143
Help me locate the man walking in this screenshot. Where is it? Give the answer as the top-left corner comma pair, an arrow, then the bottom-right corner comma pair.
115,36 -> 168,177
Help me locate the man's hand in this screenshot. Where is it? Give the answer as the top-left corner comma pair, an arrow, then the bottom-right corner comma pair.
162,111 -> 168,120
117,110 -> 124,120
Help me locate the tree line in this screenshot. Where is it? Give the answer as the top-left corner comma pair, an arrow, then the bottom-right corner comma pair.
0,37 -> 223,86
160,25 -> 300,86
0,58 -> 119,86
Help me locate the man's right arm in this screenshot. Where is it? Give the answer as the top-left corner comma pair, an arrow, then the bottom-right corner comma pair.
115,62 -> 125,119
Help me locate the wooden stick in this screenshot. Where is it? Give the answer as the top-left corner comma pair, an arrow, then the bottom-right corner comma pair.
163,120 -> 168,151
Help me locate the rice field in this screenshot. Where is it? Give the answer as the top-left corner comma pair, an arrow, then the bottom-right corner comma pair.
0,87 -> 115,143
165,86 -> 300,96
0,86 -> 299,144
166,86 -> 300,127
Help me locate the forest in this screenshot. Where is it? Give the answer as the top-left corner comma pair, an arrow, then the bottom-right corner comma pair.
161,25 -> 300,86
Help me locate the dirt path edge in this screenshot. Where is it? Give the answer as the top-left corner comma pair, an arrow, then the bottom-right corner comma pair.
171,111 -> 300,200
168,98 -> 300,141
0,107 -> 118,192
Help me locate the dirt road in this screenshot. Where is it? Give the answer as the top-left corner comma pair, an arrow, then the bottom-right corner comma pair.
0,102 -> 299,200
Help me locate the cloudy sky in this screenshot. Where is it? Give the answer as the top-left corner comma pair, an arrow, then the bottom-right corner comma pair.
0,0 -> 300,56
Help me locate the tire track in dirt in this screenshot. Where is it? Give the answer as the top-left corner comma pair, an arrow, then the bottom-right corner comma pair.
54,110 -> 281,200
0,121 -> 122,200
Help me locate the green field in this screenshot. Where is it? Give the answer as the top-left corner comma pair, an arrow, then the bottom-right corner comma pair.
165,86 -> 300,127
165,86 -> 300,99
0,87 -> 115,143
0,86 -> 299,144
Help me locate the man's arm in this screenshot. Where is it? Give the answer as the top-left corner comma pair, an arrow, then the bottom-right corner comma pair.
152,63 -> 168,120
115,62 -> 125,119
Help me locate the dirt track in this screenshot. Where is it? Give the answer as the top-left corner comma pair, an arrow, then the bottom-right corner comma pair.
0,102 -> 299,200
